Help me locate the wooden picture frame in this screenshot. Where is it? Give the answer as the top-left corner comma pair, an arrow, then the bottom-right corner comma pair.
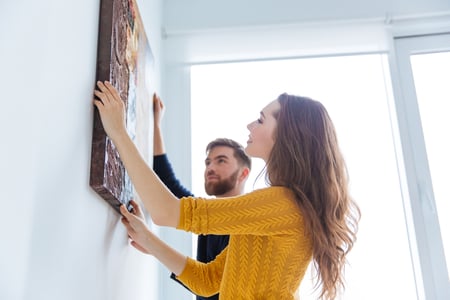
90,0 -> 154,214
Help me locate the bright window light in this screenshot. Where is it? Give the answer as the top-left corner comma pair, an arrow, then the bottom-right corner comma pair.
190,54 -> 417,299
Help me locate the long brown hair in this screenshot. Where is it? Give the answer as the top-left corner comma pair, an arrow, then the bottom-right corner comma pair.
266,93 -> 360,300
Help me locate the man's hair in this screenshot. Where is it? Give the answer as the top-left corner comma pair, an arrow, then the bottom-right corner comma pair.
206,138 -> 252,170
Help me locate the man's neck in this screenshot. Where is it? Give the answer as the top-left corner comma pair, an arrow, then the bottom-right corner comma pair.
216,187 -> 244,198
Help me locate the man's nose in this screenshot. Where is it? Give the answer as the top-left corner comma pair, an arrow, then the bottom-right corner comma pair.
206,166 -> 216,174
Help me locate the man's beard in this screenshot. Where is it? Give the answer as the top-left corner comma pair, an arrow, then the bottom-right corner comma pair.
204,169 -> 240,196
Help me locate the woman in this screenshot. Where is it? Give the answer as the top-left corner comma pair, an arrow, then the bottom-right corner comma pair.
93,81 -> 360,300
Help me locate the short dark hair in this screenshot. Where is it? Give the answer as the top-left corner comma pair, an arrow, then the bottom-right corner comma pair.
206,138 -> 252,170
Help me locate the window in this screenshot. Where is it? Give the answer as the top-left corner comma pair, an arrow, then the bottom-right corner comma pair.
411,51 -> 450,276
392,33 -> 450,299
190,54 -> 417,299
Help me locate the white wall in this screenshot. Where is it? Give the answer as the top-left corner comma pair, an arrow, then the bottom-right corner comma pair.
0,0 -> 163,299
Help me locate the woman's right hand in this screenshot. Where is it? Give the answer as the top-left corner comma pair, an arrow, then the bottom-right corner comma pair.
93,81 -> 128,142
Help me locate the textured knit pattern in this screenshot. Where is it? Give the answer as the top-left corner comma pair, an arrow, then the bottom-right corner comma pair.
176,186 -> 313,300
153,154 -> 227,300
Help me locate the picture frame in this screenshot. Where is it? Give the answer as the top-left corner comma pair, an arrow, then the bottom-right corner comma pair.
90,0 -> 154,214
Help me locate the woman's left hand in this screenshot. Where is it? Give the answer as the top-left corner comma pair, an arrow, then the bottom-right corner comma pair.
121,201 -> 188,276
93,81 -> 128,142
120,200 -> 155,255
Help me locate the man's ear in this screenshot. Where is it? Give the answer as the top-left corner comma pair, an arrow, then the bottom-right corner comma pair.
239,167 -> 250,181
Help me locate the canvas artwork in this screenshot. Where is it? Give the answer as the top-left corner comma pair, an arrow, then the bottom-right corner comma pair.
90,0 -> 154,214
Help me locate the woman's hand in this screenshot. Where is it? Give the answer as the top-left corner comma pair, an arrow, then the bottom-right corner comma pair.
93,81 -> 128,142
121,200 -> 188,275
120,200 -> 155,255
93,81 -> 180,228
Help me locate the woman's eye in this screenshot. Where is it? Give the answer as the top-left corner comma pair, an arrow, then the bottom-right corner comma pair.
257,118 -> 263,124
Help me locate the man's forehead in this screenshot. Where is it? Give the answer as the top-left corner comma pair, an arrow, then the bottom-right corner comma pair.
206,146 -> 235,160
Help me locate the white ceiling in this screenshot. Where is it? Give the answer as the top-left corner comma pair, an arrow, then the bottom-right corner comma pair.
163,0 -> 450,32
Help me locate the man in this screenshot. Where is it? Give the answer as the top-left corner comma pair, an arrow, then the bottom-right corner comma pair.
152,94 -> 251,300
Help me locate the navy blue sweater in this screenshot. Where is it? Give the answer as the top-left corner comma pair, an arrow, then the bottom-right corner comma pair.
153,154 -> 229,300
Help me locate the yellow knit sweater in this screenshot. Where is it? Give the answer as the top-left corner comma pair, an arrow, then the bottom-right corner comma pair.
176,186 -> 313,299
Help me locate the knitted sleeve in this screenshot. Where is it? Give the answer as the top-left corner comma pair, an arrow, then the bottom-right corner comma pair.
177,187 -> 302,235
176,247 -> 228,296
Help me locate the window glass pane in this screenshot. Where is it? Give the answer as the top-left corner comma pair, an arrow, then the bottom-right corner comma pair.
411,51 -> 450,277
191,54 -> 417,299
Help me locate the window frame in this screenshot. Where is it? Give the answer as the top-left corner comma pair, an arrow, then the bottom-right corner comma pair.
389,32 -> 450,299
